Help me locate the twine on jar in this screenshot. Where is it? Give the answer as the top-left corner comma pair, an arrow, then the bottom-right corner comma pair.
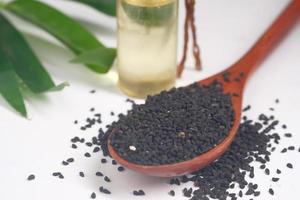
177,0 -> 202,78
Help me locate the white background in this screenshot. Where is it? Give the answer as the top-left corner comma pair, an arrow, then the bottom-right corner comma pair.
0,0 -> 300,200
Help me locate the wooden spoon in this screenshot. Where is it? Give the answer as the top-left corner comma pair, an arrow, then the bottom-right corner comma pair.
109,0 -> 300,177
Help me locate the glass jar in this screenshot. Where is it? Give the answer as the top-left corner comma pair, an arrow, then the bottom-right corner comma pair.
117,0 -> 179,98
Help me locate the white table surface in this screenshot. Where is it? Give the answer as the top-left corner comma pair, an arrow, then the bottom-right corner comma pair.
1,0 -> 300,200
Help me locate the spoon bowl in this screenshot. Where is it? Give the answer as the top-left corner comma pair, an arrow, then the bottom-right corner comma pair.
108,0 -> 300,177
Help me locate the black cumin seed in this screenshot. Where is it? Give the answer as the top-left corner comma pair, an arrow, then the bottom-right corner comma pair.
110,111 -> 115,116
101,158 -> 107,163
93,147 -> 100,153
281,148 -> 287,153
62,161 -> 69,166
90,90 -> 96,94
183,188 -> 193,197
238,190 -> 243,197
288,146 -> 295,150
298,147 -> 300,152
269,107 -> 274,111
275,99 -> 279,103
71,136 -> 80,143
104,176 -> 111,182
133,190 -> 145,196
84,152 -> 91,157
27,174 -> 35,181
271,147 -> 276,152
52,172 -> 61,177
96,172 -> 103,177
79,172 -> 84,177
269,188 -> 274,195
74,120 -> 78,124
168,190 -> 175,196
90,192 -> 96,199
287,163 -> 293,169
112,160 -> 117,165
282,124 -> 287,129
80,127 -> 86,131
272,177 -> 279,182
243,105 -> 251,112
117,166 -> 125,172
71,144 -> 77,149
265,168 -> 270,175
254,191 -> 260,196
276,169 -> 281,174
90,108 -> 95,112
284,133 -> 292,138
86,142 -> 93,147
99,186 -> 111,194
67,158 -> 74,163
260,164 -> 266,169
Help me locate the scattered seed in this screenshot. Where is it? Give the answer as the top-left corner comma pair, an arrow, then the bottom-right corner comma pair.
74,120 -> 78,124
71,144 -> 77,149
260,164 -> 266,169
265,168 -> 270,175
93,147 -> 100,153
101,158 -> 107,163
79,172 -> 85,177
96,172 -> 103,177
117,166 -> 125,172
112,160 -> 117,165
276,169 -> 281,174
269,188 -> 274,195
67,158 -> 74,163
27,174 -> 35,181
284,133 -> 292,138
104,176 -> 111,182
287,163 -> 293,169
243,105 -> 251,112
133,190 -> 145,196
84,153 -> 91,157
282,124 -> 287,129
90,108 -> 95,112
281,148 -> 287,153
99,186 -> 111,194
62,161 -> 69,166
90,192 -> 96,199
168,190 -> 175,196
288,146 -> 295,150
272,177 -> 279,182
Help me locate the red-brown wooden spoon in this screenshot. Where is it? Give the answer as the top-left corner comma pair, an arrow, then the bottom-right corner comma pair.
109,0 -> 300,177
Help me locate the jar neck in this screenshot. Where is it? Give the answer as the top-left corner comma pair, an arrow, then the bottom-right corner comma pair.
123,0 -> 174,7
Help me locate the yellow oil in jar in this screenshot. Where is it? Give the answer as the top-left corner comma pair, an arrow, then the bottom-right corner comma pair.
117,0 -> 178,98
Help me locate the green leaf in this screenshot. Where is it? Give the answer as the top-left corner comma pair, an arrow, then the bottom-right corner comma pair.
6,0 -> 116,73
72,0 -> 116,16
0,13 -> 56,93
0,50 -> 27,117
71,48 -> 116,72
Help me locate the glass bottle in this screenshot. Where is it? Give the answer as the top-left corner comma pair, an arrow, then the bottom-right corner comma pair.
117,0 -> 179,98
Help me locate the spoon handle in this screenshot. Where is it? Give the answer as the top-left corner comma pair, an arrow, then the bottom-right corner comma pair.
233,0 -> 300,76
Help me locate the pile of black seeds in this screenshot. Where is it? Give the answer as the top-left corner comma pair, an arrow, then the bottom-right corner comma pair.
108,81 -> 234,165
25,94 -> 299,200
